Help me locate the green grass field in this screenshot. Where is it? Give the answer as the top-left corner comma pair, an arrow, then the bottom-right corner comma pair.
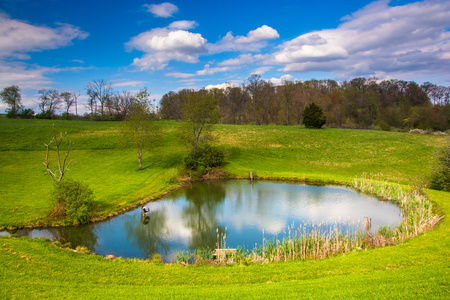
0,119 -> 449,299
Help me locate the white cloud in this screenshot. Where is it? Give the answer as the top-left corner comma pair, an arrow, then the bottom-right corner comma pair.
237,25 -> 280,44
168,20 -> 198,30
0,62 -> 93,90
204,82 -> 237,90
208,25 -> 279,53
128,24 -> 279,72
253,66 -> 272,75
0,13 -> 88,59
269,74 -> 296,86
272,0 -> 450,80
126,28 -> 207,70
218,54 -> 257,66
144,2 -> 178,18
196,64 -> 230,76
111,80 -> 148,88
165,72 -> 196,78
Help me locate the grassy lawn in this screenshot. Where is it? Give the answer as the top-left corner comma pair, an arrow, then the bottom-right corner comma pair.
0,119 -> 449,298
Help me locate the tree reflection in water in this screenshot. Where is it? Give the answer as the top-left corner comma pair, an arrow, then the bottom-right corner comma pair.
182,181 -> 226,250
122,208 -> 170,259
15,225 -> 99,252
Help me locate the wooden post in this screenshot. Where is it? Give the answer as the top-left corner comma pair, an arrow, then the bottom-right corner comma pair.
250,172 -> 254,181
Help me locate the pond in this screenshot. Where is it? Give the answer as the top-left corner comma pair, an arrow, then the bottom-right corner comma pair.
9,180 -> 402,262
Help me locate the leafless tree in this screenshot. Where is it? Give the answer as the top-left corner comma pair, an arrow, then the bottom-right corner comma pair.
71,91 -> 81,117
279,80 -> 297,125
86,79 -> 112,117
37,89 -> 61,116
110,90 -> 136,119
44,124 -> 74,183
60,92 -> 74,119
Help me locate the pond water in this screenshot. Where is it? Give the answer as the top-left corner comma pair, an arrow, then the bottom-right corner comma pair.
9,180 -> 402,262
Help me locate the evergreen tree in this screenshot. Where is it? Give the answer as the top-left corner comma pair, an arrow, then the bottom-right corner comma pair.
302,102 -> 326,128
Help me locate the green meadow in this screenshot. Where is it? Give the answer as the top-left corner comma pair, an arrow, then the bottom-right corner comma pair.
0,119 -> 449,298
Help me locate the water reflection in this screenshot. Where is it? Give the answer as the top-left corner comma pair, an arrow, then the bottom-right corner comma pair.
182,181 -> 226,250
5,181 -> 402,262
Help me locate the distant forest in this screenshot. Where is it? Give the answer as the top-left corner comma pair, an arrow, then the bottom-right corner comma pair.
2,75 -> 450,131
160,75 -> 450,131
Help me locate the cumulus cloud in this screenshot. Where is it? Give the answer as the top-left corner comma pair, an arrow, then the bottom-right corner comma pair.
0,13 -> 88,59
272,0 -> 450,80
128,24 -> 279,72
208,25 -> 279,53
126,27 -> 207,70
144,2 -> 178,18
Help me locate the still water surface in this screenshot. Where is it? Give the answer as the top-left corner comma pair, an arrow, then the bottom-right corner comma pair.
11,180 -> 402,262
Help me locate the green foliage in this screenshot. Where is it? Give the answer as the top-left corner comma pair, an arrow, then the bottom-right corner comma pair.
1,85 -> 22,118
184,144 -> 224,173
51,179 -> 94,224
430,139 -> 450,191
302,102 -> 326,128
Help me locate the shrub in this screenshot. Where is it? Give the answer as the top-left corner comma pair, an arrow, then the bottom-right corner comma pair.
35,111 -> 53,119
302,102 -> 326,128
430,139 -> 450,191
377,120 -> 391,131
50,179 -> 94,224
184,144 -> 224,174
19,108 -> 35,119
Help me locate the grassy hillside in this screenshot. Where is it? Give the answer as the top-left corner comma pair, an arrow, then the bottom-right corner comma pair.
0,119 -> 448,298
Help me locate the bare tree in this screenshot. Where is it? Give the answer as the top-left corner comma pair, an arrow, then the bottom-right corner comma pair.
71,91 -> 81,117
111,90 -> 136,119
37,89 -> 61,117
86,79 -> 112,117
245,74 -> 266,125
60,92 -> 74,119
44,124 -> 74,183
279,80 -> 297,125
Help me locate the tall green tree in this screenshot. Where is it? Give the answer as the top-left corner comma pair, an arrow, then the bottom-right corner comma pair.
180,91 -> 220,151
124,88 -> 160,170
1,85 -> 23,118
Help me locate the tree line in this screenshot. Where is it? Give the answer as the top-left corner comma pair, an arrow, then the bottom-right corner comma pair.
2,75 -> 450,130
161,75 -> 450,131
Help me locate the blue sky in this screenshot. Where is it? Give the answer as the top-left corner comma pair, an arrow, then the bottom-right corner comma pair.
0,0 -> 449,113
